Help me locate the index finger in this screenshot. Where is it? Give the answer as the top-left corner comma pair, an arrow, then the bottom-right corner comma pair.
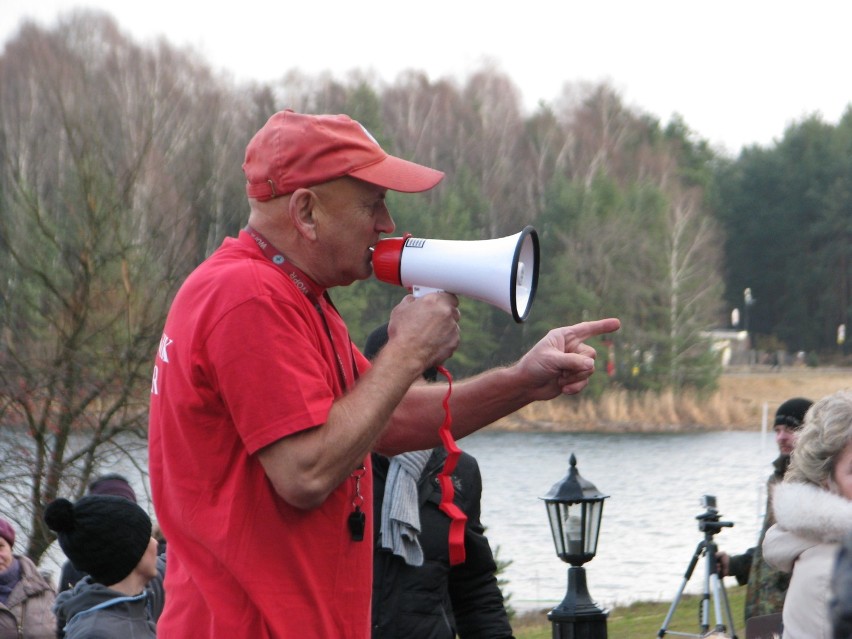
561,318 -> 621,341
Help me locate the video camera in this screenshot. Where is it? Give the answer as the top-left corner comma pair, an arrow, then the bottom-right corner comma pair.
695,494 -> 734,536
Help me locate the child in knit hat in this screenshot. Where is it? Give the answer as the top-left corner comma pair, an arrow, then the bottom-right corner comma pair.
45,495 -> 163,639
57,474 -> 137,594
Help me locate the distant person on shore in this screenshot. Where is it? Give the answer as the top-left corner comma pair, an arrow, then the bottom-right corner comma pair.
46,495 -> 163,639
364,323 -> 515,639
0,516 -> 56,639
717,397 -> 813,623
57,473 -> 138,593
763,390 -> 852,638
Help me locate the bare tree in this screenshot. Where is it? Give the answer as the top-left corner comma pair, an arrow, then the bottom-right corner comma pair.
459,68 -> 528,236
0,11 -> 244,562
662,185 -> 725,387
534,83 -> 723,388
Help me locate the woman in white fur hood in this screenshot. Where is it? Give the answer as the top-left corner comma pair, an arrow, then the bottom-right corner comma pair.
763,389 -> 852,639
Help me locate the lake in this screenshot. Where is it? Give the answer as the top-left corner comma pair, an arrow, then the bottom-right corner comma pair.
9,427 -> 775,614
461,429 -> 775,612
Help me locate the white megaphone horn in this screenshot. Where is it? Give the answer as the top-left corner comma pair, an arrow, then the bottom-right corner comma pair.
372,226 -> 540,323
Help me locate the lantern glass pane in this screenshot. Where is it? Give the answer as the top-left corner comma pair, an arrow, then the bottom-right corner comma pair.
546,501 -> 587,560
583,500 -> 605,555
546,501 -> 563,555
563,504 -> 583,557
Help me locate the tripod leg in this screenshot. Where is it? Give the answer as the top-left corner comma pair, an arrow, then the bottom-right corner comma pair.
702,542 -> 719,634
710,573 -> 725,630
658,541 -> 705,638
706,539 -> 738,638
714,576 -> 739,639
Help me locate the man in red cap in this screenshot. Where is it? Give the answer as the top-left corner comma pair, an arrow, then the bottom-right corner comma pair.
148,110 -> 619,639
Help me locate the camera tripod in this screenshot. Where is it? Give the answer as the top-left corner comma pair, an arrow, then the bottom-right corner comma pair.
658,498 -> 739,638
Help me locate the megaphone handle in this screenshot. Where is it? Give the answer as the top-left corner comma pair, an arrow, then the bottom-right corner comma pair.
435,365 -> 467,566
412,285 -> 443,298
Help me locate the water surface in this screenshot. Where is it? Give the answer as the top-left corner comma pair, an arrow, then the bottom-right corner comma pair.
6,427 -> 773,614
461,429 -> 774,611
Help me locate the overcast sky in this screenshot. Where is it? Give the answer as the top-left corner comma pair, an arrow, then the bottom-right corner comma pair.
2,0 -> 850,155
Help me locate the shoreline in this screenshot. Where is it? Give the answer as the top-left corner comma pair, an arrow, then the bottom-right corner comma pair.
489,366 -> 852,433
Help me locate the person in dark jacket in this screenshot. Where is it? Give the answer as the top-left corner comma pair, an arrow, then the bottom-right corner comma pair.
830,531 -> 852,639
45,495 -> 162,639
365,323 -> 515,639
717,396 -> 813,622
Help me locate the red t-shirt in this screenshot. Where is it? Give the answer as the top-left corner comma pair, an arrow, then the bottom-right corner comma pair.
149,232 -> 372,638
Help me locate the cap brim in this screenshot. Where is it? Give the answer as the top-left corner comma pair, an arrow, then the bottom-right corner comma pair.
348,155 -> 444,193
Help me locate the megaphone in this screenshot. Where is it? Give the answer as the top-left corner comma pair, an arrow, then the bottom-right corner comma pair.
372,226 -> 540,323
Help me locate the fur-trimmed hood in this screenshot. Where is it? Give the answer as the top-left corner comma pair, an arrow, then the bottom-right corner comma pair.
773,482 -> 852,541
763,482 -> 852,572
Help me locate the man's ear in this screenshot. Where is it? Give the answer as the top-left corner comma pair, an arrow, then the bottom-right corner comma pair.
288,188 -> 318,240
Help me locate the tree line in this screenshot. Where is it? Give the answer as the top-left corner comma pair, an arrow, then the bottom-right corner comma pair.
713,116 -> 852,357
0,10 -> 848,562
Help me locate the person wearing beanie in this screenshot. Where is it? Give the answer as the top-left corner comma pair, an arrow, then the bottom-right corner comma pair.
87,473 -> 137,503
45,495 -> 162,639
718,396 -> 813,629
58,474 -> 138,593
147,109 -> 619,638
0,516 -> 56,639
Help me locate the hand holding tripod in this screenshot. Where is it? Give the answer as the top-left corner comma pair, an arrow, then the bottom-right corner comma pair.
658,495 -> 738,638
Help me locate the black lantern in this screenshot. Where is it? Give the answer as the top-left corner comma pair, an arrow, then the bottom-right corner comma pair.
541,453 -> 609,639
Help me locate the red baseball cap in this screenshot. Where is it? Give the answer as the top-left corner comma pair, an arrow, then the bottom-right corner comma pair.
243,110 -> 445,200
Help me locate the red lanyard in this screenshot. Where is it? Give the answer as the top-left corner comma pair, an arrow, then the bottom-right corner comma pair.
435,365 -> 468,566
241,226 -> 355,391
241,226 -> 367,541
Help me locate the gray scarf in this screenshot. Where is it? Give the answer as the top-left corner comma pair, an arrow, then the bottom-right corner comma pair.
380,449 -> 433,566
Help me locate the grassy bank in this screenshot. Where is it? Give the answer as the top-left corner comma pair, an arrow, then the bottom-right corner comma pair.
513,585 -> 746,638
493,367 -> 852,432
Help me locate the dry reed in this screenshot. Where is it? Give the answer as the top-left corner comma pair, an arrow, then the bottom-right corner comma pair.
491,366 -> 852,432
